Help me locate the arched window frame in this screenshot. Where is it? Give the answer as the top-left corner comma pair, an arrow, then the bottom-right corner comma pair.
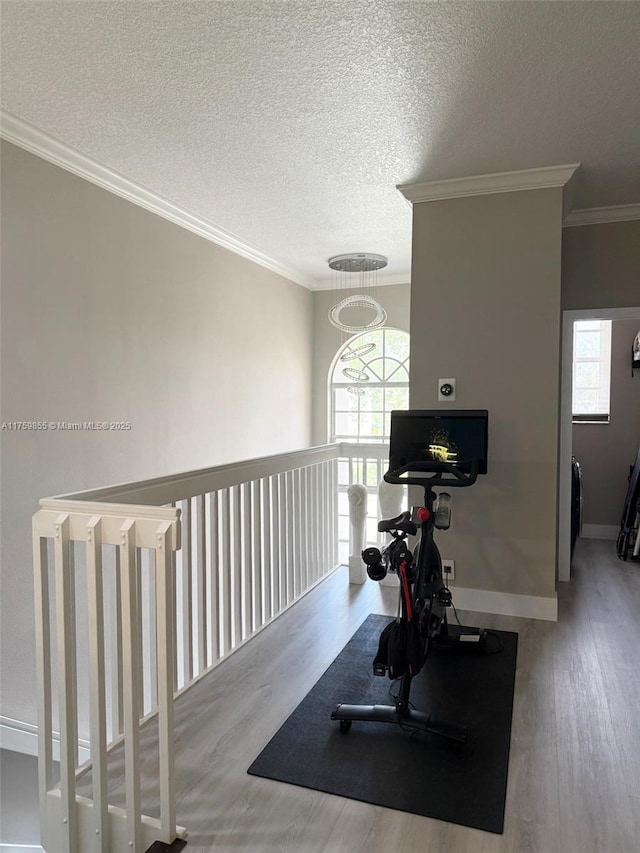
329,328 -> 410,561
329,327 -> 410,444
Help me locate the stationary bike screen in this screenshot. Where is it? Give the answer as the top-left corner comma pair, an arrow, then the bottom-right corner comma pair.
388,410 -> 488,476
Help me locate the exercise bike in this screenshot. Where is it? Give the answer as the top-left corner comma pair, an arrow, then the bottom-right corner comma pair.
331,409 -> 489,745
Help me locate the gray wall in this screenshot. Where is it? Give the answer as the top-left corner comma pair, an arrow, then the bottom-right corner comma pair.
573,319 -> 640,526
410,188 -> 563,599
0,141 -> 314,729
562,220 -> 640,310
311,283 -> 410,445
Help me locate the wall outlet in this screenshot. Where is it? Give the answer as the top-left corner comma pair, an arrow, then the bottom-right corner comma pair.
442,559 -> 455,581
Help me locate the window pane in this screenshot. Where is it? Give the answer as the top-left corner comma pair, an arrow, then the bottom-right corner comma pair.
384,329 -> 410,361
575,331 -> 601,358
335,412 -> 358,436
575,362 -> 599,388
385,387 -> 409,410
573,389 -> 599,413
385,360 -> 409,381
364,357 -> 384,382
575,320 -> 602,332
359,387 -> 383,410
334,388 -> 358,411
371,412 -> 384,436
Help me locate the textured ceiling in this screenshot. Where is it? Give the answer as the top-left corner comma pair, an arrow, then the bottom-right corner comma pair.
2,1 -> 639,284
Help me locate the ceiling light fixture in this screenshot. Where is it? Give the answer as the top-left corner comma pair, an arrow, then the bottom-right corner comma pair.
327,253 -> 388,334
328,252 -> 388,392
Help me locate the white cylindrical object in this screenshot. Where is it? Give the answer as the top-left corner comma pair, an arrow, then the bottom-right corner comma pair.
347,484 -> 368,583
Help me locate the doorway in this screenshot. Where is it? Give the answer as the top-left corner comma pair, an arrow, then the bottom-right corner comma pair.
558,306 -> 640,581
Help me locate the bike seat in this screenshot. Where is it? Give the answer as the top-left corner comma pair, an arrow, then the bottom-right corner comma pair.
378,511 -> 418,536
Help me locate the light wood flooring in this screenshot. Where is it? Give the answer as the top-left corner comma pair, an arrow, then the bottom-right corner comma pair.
85,538 -> 640,852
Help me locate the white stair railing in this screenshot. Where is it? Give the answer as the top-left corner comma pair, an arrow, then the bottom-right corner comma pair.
33,503 -> 182,852
33,444 -> 340,852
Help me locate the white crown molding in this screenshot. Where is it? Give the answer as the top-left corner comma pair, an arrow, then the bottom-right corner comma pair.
563,203 -> 640,227
397,164 -> 580,205
313,271 -> 411,292
0,111 -> 316,290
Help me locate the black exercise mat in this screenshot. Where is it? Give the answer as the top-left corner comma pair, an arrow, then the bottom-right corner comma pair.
248,614 -> 518,834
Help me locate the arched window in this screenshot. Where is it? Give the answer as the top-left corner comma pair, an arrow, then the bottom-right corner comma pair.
330,328 -> 410,443
330,328 -> 410,561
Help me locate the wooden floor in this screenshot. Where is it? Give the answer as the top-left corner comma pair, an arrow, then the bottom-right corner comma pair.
88,538 -> 640,852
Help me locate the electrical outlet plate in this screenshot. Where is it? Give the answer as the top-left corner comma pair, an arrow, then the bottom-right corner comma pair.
442,559 -> 455,581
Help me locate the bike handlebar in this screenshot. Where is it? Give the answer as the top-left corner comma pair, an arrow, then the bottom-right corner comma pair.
383,459 -> 479,488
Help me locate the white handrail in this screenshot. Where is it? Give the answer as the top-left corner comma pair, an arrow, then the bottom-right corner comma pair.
50,443 -> 340,505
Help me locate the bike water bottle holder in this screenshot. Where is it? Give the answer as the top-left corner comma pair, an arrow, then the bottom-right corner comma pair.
434,492 -> 452,530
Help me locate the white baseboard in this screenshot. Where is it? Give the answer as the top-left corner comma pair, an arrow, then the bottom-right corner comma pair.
581,524 -> 618,541
0,715 -> 91,763
449,586 -> 558,622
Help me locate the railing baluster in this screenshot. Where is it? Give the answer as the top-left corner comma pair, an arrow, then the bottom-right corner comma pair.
278,473 -> 287,611
319,463 -> 327,577
232,485 -> 242,647
32,529 -> 53,839
309,465 -> 317,585
271,475 -> 280,615
53,513 -> 78,852
242,482 -> 253,639
136,547 -> 144,715
195,494 -> 207,674
86,517 -> 109,850
181,498 -> 193,684
296,469 -> 303,596
207,492 -> 219,664
318,463 -> 324,580
220,488 -> 232,656
113,545 -> 124,739
286,470 -> 295,603
262,477 -> 272,622
169,502 -> 178,693
120,519 -> 142,851
156,521 -> 176,842
305,466 -> 313,584
323,462 -> 329,573
299,467 -> 308,593
140,548 -> 157,715
251,480 -> 262,632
